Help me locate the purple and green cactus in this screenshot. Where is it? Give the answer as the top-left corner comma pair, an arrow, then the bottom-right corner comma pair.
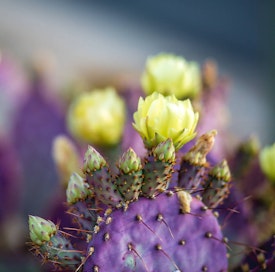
26,53 -> 275,272
28,90 -> 232,271
29,132 -> 230,272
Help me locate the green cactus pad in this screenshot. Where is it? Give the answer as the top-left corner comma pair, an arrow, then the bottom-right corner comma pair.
142,157 -> 175,198
66,172 -> 91,204
115,148 -> 143,203
202,160 -> 231,208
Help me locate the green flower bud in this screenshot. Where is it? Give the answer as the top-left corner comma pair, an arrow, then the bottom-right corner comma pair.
67,87 -> 126,146
141,53 -> 201,99
152,138 -> 175,162
66,173 -> 91,204
259,143 -> 275,183
118,148 -> 142,174
29,215 -> 57,245
209,160 -> 231,182
83,145 -> 106,173
133,92 -> 199,150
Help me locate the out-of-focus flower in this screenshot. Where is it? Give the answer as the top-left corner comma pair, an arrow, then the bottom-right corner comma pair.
133,92 -> 199,150
259,143 -> 275,183
67,87 -> 126,146
141,53 -> 201,99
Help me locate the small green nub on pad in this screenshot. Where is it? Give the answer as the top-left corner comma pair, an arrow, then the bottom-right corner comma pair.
83,145 -> 107,173
118,148 -> 142,174
29,216 -> 57,246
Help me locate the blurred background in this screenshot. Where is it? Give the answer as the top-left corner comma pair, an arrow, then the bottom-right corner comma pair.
0,0 -> 274,271
0,0 -> 274,142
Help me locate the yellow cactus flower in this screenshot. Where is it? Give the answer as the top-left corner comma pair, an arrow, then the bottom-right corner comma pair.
67,87 -> 126,146
141,53 -> 201,99
259,143 -> 275,183
133,92 -> 199,150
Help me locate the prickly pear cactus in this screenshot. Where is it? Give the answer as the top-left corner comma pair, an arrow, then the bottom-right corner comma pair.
27,56 -> 242,272
29,130 -> 230,272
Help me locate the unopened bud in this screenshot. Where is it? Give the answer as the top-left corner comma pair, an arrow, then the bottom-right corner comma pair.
118,148 -> 142,174
29,216 -> 57,245
153,138 -> 175,162
83,146 -> 106,173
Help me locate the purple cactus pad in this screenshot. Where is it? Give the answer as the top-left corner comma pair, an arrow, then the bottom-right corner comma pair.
84,193 -> 228,272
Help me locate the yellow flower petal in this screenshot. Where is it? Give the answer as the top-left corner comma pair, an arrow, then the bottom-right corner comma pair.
133,92 -> 199,150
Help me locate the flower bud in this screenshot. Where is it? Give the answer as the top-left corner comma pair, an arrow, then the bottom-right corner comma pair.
141,53 -> 201,99
83,145 -> 107,173
152,138 -> 175,162
118,148 -> 142,174
259,143 -> 275,182
133,92 -> 199,150
29,215 -> 57,245
67,87 -> 126,146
